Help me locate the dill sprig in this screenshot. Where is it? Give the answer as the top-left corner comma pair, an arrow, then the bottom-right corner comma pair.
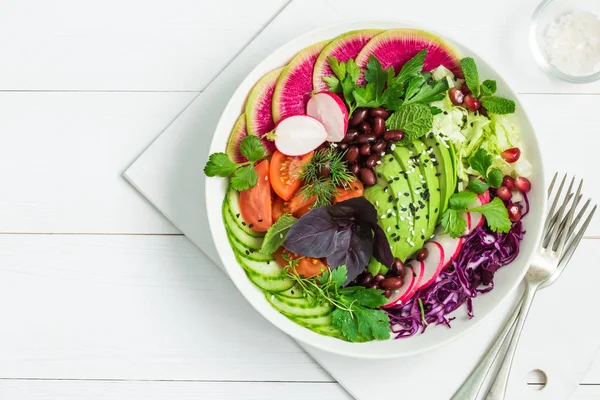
298,147 -> 355,207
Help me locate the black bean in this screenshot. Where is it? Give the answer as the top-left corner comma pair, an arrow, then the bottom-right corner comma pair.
384,130 -> 405,142
349,108 -> 368,126
344,146 -> 359,163
369,107 -> 390,119
359,168 -> 376,186
372,116 -> 386,137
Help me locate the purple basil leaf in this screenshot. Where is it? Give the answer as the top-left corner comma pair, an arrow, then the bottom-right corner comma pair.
327,223 -> 374,285
330,197 -> 378,227
373,225 -> 394,267
284,207 -> 339,257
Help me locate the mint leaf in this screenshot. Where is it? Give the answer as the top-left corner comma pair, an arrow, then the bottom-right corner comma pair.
403,78 -> 448,105
461,57 -> 480,97
480,79 -> 497,96
386,103 -> 433,141
469,148 -> 493,179
260,214 -> 297,254
487,168 -> 503,188
354,307 -> 390,340
448,191 -> 478,210
327,56 -> 346,80
440,208 -> 468,238
481,96 -> 516,114
468,179 -> 490,194
331,308 -> 358,341
239,135 -> 266,162
230,165 -> 258,191
469,197 -> 511,233
322,75 -> 341,93
204,153 -> 239,177
364,56 -> 388,103
395,49 -> 427,84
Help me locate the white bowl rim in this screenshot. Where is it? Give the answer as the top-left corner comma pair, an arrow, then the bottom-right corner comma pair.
206,19 -> 546,359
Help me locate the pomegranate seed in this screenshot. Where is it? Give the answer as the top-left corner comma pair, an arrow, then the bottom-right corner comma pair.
514,176 -> 531,193
501,147 -> 521,163
448,88 -> 465,106
464,95 -> 481,111
496,186 -> 512,201
502,175 -> 515,190
507,204 -> 522,222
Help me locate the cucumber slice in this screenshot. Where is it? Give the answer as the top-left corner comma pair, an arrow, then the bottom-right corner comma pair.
247,271 -> 295,292
278,285 -> 305,299
266,293 -> 333,318
223,204 -> 263,250
237,253 -> 284,279
313,325 -> 344,338
226,228 -> 272,262
225,188 -> 264,238
293,313 -> 332,328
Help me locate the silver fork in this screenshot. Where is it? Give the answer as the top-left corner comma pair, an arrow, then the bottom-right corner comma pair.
451,173 -> 597,400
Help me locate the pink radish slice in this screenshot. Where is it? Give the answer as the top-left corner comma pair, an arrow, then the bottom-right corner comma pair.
434,213 -> 470,269
466,192 -> 490,234
306,92 -> 348,142
416,241 -> 445,291
383,260 -> 425,308
274,115 -> 327,156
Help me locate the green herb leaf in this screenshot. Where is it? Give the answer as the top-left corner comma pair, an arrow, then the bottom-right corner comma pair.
203,153 -> 239,177
394,49 -> 427,84
353,83 -> 379,108
440,208 -> 468,238
341,288 -> 388,308
403,75 -> 426,102
331,308 -> 359,341
386,103 -> 433,141
469,148 -> 493,179
469,197 -> 512,233
430,106 -> 443,115
239,135 -> 266,162
260,214 -> 297,254
487,168 -> 504,188
330,266 -> 348,289
381,84 -> 405,111
354,307 -> 390,340
403,78 -> 449,105
364,56 -> 388,102
480,79 -> 497,96
448,191 -> 478,210
230,165 -> 258,191
346,58 -> 361,83
468,179 -> 490,194
322,75 -> 341,93
461,57 -> 480,97
481,96 -> 516,114
327,56 -> 346,80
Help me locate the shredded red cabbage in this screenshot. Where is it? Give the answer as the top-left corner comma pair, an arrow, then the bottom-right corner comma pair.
386,195 -> 527,339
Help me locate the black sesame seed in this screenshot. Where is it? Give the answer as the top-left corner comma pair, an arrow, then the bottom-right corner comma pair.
394,177 -> 399,181
393,206 -> 398,211
471,122 -> 474,127
388,179 -> 393,184
249,223 -> 254,228
435,208 -> 439,213
236,213 -> 240,218
395,225 -> 400,229
249,249 -> 254,253
457,178 -> 463,183
388,195 -> 393,203
435,172 -> 441,177
242,222 -> 247,226
416,216 -> 421,220
245,250 -> 250,255
383,185 -> 389,191
421,235 -> 425,240
426,215 -> 430,219
377,173 -> 382,178
404,192 -> 410,197
391,232 -> 397,237
257,219 -> 263,223
443,111 -> 448,115
354,186 -> 359,190
401,208 -> 407,212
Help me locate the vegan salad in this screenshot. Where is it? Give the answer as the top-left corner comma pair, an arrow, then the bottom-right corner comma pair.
204,29 -> 532,342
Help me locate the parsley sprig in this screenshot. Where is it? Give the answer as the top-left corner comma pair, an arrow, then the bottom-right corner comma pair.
285,266 -> 390,342
440,191 -> 511,238
467,148 -> 504,193
204,136 -> 267,191
461,57 -> 515,115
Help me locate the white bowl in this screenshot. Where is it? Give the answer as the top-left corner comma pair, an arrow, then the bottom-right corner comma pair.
206,20 -> 546,359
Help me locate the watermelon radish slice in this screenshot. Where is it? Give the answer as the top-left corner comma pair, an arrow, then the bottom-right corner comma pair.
312,29 -> 383,93
416,241 -> 445,291
383,260 -> 425,308
306,92 -> 348,142
274,115 -> 327,156
225,114 -> 248,163
272,40 -> 330,123
245,67 -> 284,155
355,29 -> 461,83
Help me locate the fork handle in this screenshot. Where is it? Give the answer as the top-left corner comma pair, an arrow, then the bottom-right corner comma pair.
485,282 -> 539,400
450,299 -> 522,400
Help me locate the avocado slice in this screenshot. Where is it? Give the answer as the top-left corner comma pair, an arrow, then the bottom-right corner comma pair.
423,134 -> 456,219
410,139 -> 441,240
392,145 -> 429,253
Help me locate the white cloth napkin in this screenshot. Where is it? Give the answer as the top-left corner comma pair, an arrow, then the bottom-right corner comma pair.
124,1 -> 600,398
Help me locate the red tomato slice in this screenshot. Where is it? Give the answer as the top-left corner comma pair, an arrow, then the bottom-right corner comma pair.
239,160 -> 272,232
333,179 -> 364,204
274,248 -> 327,278
271,196 -> 286,224
269,151 -> 313,201
287,191 -> 316,217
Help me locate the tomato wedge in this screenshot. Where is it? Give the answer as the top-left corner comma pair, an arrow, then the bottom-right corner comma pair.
274,247 -> 327,278
239,160 -> 272,232
271,196 -> 286,224
269,151 -> 313,201
333,178 -> 364,204
288,191 -> 316,217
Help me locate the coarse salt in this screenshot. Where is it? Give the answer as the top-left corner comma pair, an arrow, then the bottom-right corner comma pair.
545,11 -> 600,76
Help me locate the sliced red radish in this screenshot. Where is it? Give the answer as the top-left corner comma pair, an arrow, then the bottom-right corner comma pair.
433,213 -> 470,269
466,191 -> 489,234
383,260 -> 425,308
306,92 -> 348,142
274,115 -> 327,156
416,241 -> 445,291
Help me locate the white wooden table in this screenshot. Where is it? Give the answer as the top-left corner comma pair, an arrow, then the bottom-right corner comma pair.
1,1 -> 599,398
